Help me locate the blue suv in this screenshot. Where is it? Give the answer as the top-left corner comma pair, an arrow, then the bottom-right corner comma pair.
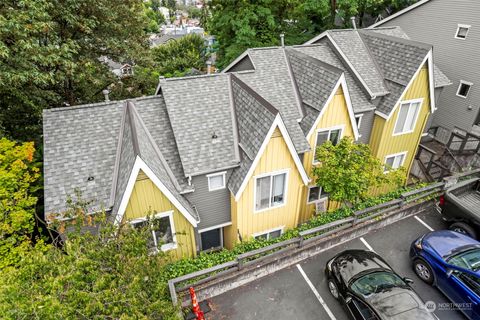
410,230 -> 480,319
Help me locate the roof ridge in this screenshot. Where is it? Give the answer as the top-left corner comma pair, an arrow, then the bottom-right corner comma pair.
287,48 -> 344,75
360,29 -> 432,50
282,48 -> 306,119
164,72 -> 226,82
355,31 -> 391,95
230,73 -> 279,116
128,101 -> 183,192
44,95 -> 162,113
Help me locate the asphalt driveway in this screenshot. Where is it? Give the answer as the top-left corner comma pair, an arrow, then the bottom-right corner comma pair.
206,208 -> 467,320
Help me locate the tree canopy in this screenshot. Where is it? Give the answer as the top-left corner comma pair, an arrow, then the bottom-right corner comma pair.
0,0 -> 150,142
312,137 -> 405,206
0,138 -> 40,269
151,33 -> 208,77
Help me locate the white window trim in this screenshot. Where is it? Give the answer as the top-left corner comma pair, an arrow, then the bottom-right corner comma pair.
206,171 -> 226,191
307,185 -> 328,204
253,169 -> 290,214
253,226 -> 284,240
129,210 -> 177,252
455,24 -> 471,40
199,226 -> 224,251
384,151 -> 407,173
312,125 -> 345,165
355,114 -> 363,129
456,80 -> 473,99
392,98 -> 423,137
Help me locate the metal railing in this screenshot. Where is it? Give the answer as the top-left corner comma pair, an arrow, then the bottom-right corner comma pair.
168,182 -> 447,305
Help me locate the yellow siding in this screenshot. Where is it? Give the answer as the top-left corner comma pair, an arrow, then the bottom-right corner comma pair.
300,86 -> 355,222
226,127 -> 304,247
123,171 -> 197,260
369,65 -> 431,180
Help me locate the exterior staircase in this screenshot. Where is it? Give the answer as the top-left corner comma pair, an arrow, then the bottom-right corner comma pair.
413,126 -> 480,182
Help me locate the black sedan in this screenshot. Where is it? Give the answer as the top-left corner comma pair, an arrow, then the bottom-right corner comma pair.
325,249 -> 435,320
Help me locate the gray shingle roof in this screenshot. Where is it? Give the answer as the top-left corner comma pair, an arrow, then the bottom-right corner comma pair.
286,49 -> 343,112
43,101 -> 124,215
359,30 -> 431,87
161,74 -> 240,176
43,96 -> 198,222
234,48 -> 311,153
368,27 -> 451,88
327,30 -> 390,96
228,75 -> 278,195
293,41 -> 376,113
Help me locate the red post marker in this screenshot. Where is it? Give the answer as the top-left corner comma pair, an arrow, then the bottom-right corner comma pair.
189,287 -> 205,320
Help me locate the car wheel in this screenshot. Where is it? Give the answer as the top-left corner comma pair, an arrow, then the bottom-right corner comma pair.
328,279 -> 340,299
449,222 -> 477,239
413,259 -> 434,285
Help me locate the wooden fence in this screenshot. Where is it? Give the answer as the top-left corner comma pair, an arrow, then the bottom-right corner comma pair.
168,182 -> 447,305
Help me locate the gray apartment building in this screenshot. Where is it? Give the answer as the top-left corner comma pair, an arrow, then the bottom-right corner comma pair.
372,0 -> 478,136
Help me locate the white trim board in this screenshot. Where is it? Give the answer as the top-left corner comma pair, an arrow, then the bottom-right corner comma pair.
306,74 -> 360,141
198,222 -> 232,233
234,114 -> 310,202
114,156 -> 199,227
375,50 -> 435,120
368,0 -> 432,28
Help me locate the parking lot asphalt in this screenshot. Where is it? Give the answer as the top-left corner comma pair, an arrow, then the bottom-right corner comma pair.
206,208 -> 467,320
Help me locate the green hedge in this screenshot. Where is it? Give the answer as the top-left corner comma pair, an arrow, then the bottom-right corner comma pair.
162,184 -> 426,283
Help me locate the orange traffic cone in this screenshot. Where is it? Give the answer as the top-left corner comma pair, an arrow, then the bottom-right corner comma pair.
189,287 -> 205,320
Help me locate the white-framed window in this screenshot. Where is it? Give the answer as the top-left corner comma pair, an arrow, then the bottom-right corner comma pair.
313,126 -> 343,164
253,227 -> 283,240
207,171 -> 226,191
456,81 -> 473,98
384,152 -> 407,173
199,227 -> 223,251
393,99 -> 422,135
355,114 -> 363,129
307,185 -> 328,204
254,170 -> 289,212
455,24 -> 470,40
129,211 -> 176,252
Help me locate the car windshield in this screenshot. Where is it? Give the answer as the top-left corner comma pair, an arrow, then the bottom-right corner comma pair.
350,271 -> 406,297
448,248 -> 480,271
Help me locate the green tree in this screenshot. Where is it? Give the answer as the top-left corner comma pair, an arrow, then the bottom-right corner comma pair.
0,207 -> 180,319
145,0 -> 166,33
151,34 -> 207,77
0,0 -> 150,142
312,137 -> 405,206
0,138 -> 40,269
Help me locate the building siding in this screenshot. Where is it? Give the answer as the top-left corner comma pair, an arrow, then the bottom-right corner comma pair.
378,0 -> 478,132
123,171 -> 197,259
300,86 -> 355,222
369,66 -> 431,178
224,127 -> 304,248
184,171 -> 232,230
356,110 -> 375,144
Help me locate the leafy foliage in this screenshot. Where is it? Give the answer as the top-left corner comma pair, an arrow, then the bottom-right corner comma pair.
0,0 -> 150,142
312,137 -> 405,206
0,138 -> 40,269
144,0 -> 166,33
151,34 -> 208,77
0,207 -> 180,319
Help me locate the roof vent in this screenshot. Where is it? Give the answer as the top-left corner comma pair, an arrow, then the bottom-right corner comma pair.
351,16 -> 357,30
212,131 -> 219,144
280,33 -> 285,47
87,176 -> 95,182
102,89 -> 110,102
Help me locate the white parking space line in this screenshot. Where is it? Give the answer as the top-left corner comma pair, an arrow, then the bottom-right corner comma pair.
360,237 -> 375,252
296,264 -> 337,320
414,215 -> 435,231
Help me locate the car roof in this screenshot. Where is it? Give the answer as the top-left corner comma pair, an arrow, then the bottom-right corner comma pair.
334,249 -> 391,284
